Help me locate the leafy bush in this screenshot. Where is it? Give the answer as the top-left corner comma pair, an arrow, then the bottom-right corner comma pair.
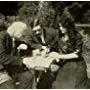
83,10 -> 90,23
18,2 -> 39,22
38,1 -> 55,27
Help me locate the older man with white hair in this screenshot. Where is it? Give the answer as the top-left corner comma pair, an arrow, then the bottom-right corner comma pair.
0,21 -> 34,89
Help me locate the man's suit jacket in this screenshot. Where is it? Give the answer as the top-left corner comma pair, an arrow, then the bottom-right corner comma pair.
31,27 -> 59,51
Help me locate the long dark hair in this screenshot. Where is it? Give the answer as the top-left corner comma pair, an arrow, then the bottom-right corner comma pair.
58,12 -> 82,43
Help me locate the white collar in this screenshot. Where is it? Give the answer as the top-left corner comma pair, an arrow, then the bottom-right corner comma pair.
40,30 -> 45,44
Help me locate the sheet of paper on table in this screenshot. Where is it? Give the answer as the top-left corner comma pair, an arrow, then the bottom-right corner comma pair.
23,55 -> 54,70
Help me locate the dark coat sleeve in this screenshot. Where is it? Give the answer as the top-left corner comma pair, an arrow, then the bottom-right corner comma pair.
29,34 -> 43,50
49,28 -> 59,47
0,32 -> 23,66
18,29 -> 43,50
31,41 -> 42,50
74,33 -> 83,55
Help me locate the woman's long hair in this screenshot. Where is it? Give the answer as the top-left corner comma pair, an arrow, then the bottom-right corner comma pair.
58,12 -> 82,44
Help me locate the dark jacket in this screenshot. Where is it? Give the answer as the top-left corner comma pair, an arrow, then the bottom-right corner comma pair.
0,31 -> 23,71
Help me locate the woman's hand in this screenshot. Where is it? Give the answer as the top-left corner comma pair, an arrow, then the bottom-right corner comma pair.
56,53 -> 78,60
48,52 -> 60,59
48,52 -> 61,62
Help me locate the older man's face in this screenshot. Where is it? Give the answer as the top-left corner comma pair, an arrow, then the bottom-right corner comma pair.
33,25 -> 42,37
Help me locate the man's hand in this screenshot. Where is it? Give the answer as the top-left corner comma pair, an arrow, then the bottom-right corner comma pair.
33,49 -> 41,56
17,44 -> 27,50
41,46 -> 50,57
42,46 -> 47,50
42,46 -> 49,52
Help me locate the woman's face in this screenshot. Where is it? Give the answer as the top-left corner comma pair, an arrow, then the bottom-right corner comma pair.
59,23 -> 67,34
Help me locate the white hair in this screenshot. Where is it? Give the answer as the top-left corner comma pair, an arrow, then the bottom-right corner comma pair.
7,21 -> 27,38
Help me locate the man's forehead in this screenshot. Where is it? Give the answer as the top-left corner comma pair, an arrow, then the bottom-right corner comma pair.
33,25 -> 41,31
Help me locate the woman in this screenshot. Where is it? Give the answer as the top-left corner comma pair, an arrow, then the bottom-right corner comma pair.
50,13 -> 89,89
